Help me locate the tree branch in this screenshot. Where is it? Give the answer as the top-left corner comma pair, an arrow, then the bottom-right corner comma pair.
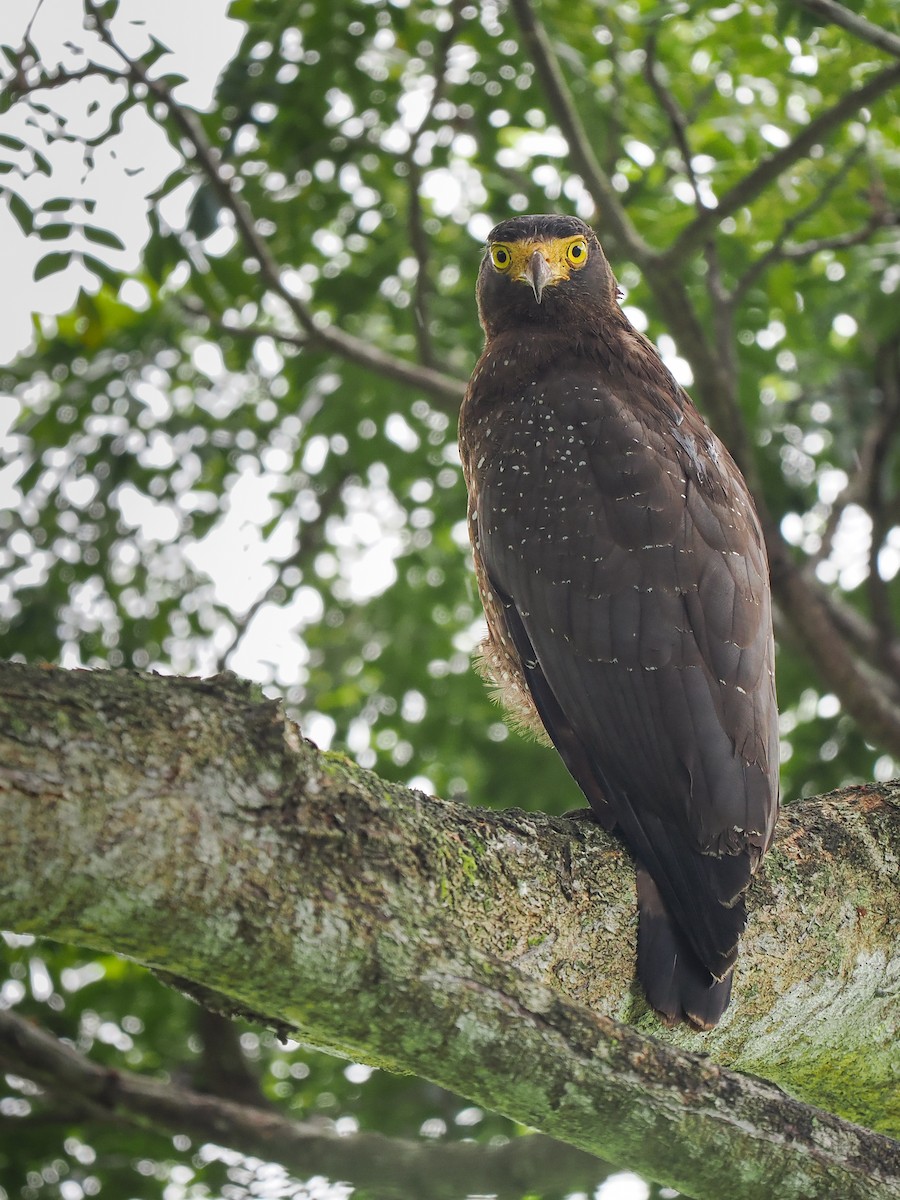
731,144 -> 873,301
643,29 -> 706,216
793,0 -> 900,60
864,343 -> 900,652
665,62 -> 900,263
0,1008 -> 613,1200
81,1 -> 465,412
761,502 -> 900,755
506,0 -> 653,265
1,662 -> 898,1200
404,0 -> 465,371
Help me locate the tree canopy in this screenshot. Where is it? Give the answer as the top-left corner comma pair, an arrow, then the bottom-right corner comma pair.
1,1 -> 899,1198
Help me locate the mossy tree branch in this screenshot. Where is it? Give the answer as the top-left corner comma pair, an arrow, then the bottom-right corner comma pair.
1,661 -> 898,1199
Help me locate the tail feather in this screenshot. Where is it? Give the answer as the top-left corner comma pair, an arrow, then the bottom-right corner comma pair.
636,867 -> 735,1030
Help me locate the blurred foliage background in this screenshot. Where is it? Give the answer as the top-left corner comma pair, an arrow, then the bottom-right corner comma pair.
0,0 -> 898,1197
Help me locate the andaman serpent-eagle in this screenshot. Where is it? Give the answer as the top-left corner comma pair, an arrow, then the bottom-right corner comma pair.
458,213 -> 779,1029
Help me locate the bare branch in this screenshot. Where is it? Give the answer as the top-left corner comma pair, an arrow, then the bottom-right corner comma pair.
0,1008 -> 612,1200
793,0 -> 900,60
665,62 -> 900,263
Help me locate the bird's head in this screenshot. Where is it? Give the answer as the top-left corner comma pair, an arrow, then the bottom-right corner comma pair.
475,214 -> 619,338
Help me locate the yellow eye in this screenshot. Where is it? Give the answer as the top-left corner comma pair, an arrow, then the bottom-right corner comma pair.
490,244 -> 513,271
565,238 -> 589,268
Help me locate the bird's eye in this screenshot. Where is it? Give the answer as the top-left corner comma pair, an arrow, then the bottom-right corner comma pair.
566,238 -> 589,268
490,244 -> 512,271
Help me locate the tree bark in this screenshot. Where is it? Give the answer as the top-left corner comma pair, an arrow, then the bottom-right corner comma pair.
1,661 -> 898,1199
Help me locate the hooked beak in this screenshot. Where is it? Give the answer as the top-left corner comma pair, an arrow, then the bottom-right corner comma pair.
521,249 -> 554,304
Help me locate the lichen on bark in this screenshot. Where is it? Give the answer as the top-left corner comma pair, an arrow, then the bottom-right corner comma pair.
1,661 -> 899,1199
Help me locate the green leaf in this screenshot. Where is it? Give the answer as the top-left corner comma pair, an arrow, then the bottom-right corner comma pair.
0,133 -> 26,153
81,252 -> 123,288
83,225 -> 125,251
33,251 -> 73,280
6,191 -> 33,235
37,222 -> 70,240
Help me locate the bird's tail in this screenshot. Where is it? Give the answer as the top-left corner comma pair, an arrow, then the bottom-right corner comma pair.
635,867 -> 734,1030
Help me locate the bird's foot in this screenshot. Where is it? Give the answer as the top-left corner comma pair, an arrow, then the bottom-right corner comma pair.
561,805 -> 602,823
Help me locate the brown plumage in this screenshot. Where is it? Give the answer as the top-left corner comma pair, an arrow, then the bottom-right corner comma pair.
459,214 -> 779,1029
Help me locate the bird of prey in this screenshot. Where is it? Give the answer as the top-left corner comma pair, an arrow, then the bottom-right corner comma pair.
459,213 -> 779,1029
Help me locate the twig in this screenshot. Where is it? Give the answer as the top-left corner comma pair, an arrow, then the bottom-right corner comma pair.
665,62 -> 900,263
732,144 -> 871,302
644,29 -> 706,215
403,1 -> 464,370
864,343 -> 900,653
781,213 -> 898,258
407,161 -> 438,368
179,297 -> 309,349
21,0 -> 49,50
792,0 -> 900,60
213,477 -> 345,674
4,60 -> 124,96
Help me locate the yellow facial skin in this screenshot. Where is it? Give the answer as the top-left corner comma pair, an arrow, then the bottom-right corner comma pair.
489,235 -> 589,302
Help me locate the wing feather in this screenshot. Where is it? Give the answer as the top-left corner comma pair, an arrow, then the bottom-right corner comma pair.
475,368 -> 778,977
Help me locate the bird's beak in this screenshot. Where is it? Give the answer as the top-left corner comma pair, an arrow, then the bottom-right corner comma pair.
521,249 -> 554,304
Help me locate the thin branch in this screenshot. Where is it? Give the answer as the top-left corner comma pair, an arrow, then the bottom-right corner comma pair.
407,160 -> 439,369
23,0 -> 49,46
507,0 -> 653,265
665,61 -> 900,264
793,0 -> 900,60
81,2 -> 465,413
642,28 -> 739,443
4,60 -> 124,96
213,477 -> 345,674
782,211 -> 898,258
178,297 -> 308,349
404,0 -> 464,371
800,572 -> 900,703
864,342 -> 900,650
732,144 -> 871,301
0,1009 -> 613,1200
738,211 -> 896,301
763,504 -> 900,752
643,29 -> 706,216
194,1008 -> 274,1111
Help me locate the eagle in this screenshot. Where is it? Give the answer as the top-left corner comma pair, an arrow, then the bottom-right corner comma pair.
458,213 -> 779,1029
